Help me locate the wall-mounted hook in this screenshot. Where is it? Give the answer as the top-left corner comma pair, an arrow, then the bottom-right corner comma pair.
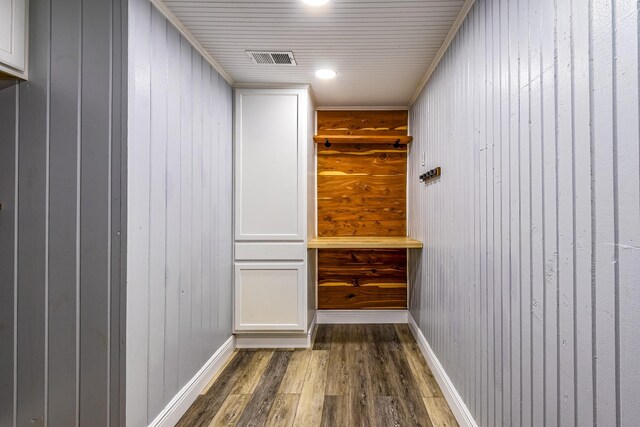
420,167 -> 441,183
393,139 -> 401,148
324,138 -> 331,148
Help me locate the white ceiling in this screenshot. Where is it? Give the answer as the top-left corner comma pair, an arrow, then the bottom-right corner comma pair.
161,0 -> 468,107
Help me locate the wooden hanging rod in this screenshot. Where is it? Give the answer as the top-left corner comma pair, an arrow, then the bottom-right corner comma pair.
313,135 -> 413,145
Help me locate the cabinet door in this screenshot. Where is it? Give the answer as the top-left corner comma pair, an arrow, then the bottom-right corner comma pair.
234,89 -> 306,241
234,262 -> 306,332
0,0 -> 26,73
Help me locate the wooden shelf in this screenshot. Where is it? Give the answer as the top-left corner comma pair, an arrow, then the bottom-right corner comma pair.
308,236 -> 423,249
313,135 -> 413,145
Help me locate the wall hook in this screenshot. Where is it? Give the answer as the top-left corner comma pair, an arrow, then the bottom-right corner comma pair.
324,138 -> 331,148
393,139 -> 401,148
420,166 -> 442,183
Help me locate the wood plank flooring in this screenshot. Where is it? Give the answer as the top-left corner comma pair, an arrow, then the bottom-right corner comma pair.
177,324 -> 458,427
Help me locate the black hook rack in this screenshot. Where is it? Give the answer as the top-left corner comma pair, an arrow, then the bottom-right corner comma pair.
420,167 -> 441,183
393,139 -> 401,148
324,138 -> 331,148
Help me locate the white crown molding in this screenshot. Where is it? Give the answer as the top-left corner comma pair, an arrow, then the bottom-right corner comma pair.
408,0 -> 476,108
150,0 -> 235,85
316,106 -> 408,111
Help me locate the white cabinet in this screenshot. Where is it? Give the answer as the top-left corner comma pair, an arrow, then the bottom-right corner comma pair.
0,0 -> 27,79
233,87 -> 313,336
234,263 -> 306,332
235,89 -> 306,241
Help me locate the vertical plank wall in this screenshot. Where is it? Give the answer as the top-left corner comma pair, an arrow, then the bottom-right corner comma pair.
0,0 -> 127,425
408,0 -> 640,426
127,0 -> 233,425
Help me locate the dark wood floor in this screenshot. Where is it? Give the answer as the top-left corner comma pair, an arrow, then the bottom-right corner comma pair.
177,324 -> 458,427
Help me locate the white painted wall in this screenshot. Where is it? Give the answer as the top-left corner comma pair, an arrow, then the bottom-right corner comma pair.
127,0 -> 233,424
408,0 -> 639,426
0,0 -> 126,424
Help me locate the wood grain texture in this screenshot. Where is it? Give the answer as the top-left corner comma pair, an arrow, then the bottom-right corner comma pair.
317,110 -> 408,136
314,135 -> 413,144
318,148 -> 406,175
265,394 -> 300,427
317,143 -> 406,238
236,351 -> 292,426
376,396 -> 408,426
278,350 -> 312,394
325,325 -> 350,396
318,249 -> 407,309
321,395 -> 351,427
423,398 -> 459,427
228,350 -> 274,395
318,204 -> 406,222
395,325 -> 443,398
318,286 -> 408,310
317,220 -> 406,237
293,350 -> 330,427
318,175 -> 406,199
384,343 -> 433,425
177,350 -> 254,427
316,110 -> 409,310
349,347 -> 378,425
180,325 -> 458,426
312,324 -> 333,350
207,394 -> 250,426
309,236 -> 422,249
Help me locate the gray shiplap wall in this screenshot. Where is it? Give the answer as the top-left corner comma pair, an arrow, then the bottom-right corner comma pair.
126,0 -> 233,425
0,0 -> 127,426
408,0 -> 640,426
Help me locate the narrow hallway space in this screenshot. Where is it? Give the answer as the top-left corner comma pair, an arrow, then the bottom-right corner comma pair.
177,324 -> 457,427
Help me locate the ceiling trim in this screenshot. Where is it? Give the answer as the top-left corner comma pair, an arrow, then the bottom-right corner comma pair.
150,0 -> 235,85
316,106 -> 408,111
408,0 -> 476,108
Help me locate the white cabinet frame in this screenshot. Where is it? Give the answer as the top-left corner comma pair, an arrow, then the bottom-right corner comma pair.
234,88 -> 308,242
234,262 -> 307,332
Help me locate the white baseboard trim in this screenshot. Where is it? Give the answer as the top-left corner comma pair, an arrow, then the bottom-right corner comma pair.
148,336 -> 236,427
317,309 -> 409,324
235,313 -> 318,349
408,315 -> 477,427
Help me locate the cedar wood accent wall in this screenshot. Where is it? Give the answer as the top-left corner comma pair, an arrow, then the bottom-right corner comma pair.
317,111 -> 409,310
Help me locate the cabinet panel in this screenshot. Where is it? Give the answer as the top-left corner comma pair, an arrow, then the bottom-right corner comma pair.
235,242 -> 305,261
234,262 -> 306,332
234,89 -> 305,241
0,0 -> 26,75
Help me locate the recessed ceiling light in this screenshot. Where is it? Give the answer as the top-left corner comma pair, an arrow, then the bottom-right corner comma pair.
302,0 -> 329,5
315,69 -> 337,79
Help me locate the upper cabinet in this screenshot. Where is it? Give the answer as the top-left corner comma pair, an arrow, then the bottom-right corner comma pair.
0,0 -> 27,80
234,88 -> 308,241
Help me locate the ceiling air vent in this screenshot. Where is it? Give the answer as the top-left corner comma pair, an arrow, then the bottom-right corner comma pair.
246,51 -> 297,66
